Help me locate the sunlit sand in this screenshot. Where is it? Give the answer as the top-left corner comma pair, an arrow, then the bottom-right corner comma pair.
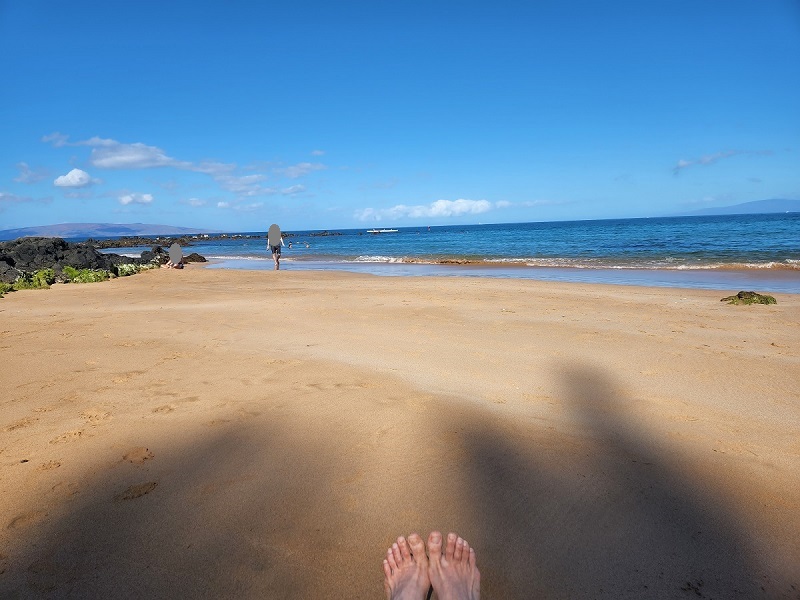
1,266 -> 798,598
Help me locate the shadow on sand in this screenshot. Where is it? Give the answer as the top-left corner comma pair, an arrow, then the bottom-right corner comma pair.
462,362 -> 793,599
2,361 -> 796,599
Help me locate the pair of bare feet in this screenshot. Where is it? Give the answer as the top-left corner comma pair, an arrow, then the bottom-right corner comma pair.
383,531 -> 480,600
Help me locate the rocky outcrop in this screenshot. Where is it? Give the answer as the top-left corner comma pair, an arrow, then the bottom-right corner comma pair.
0,237 -> 205,284
721,291 -> 777,305
138,247 -> 206,264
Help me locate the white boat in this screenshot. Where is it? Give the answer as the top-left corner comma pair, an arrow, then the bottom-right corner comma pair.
367,228 -> 399,233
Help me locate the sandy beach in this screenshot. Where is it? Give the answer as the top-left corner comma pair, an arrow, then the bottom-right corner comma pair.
1,266 -> 798,598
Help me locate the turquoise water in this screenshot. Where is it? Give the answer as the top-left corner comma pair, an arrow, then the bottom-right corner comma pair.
107,213 -> 800,292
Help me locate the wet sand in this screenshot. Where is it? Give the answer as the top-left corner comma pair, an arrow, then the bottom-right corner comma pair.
1,266 -> 799,598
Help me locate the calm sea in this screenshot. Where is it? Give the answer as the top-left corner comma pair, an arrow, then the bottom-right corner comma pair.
107,213 -> 800,293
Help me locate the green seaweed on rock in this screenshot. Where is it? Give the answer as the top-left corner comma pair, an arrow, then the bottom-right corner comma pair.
720,291 -> 777,305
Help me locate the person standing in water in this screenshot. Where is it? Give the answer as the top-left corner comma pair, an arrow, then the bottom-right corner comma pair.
267,223 -> 284,270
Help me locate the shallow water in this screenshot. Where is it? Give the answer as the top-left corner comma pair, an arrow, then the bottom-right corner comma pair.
103,213 -> 800,292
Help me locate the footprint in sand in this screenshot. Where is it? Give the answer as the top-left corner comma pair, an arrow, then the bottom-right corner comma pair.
37,461 -> 61,471
81,409 -> 111,425
114,481 -> 158,501
123,447 -> 154,464
3,416 -> 38,431
152,404 -> 175,414
49,430 -> 86,444
111,370 -> 145,384
7,510 -> 46,530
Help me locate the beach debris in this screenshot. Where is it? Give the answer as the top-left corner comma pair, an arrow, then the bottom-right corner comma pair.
720,291 -> 777,305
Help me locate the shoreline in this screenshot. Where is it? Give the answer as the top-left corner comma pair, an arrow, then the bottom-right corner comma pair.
204,258 -> 800,294
1,267 -> 798,598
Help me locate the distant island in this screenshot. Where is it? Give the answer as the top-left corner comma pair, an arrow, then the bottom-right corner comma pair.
1,199 -> 798,242
0,222 -> 216,242
678,198 -> 800,217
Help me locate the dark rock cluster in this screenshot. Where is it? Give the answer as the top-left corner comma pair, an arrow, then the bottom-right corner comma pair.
0,237 -> 205,284
87,235 -> 200,249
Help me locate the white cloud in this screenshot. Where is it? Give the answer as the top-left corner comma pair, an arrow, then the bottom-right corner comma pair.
215,173 -> 271,196
355,198 -> 493,221
193,160 -> 236,175
118,193 -> 154,205
672,149 -> 772,175
14,162 -> 49,184
42,132 -> 69,147
48,134 -> 236,175
186,198 -> 207,207
215,200 -> 263,212
281,184 -> 305,195
278,162 -> 326,179
54,168 -> 93,188
42,132 -> 330,202
91,141 -> 191,170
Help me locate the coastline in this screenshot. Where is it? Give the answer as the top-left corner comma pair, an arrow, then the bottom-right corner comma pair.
1,267 -> 798,598
205,258 -> 800,293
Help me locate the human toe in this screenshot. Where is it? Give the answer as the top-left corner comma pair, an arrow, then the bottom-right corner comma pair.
428,531 -> 443,561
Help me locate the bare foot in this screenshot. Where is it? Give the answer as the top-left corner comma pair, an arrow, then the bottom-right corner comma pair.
383,533 -> 431,600
427,531 -> 480,600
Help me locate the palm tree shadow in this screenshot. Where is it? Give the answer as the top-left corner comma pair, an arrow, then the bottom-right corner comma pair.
462,362 -> 775,599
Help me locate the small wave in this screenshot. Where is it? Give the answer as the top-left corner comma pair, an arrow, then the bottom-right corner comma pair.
213,253 -> 800,271
482,257 -> 800,270
353,255 -> 407,263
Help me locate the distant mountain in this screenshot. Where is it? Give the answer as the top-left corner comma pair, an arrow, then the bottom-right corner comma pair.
0,222 -> 217,241
680,198 -> 800,217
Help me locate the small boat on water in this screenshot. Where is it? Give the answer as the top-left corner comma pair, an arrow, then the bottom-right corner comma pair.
367,228 -> 399,234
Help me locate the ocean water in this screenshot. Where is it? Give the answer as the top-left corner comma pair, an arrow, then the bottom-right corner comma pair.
107,213 -> 800,293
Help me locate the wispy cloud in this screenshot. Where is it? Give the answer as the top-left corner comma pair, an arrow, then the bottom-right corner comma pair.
1,191 -> 33,204
54,168 -> 96,188
91,142 -> 192,170
214,174 -> 273,196
14,162 -> 49,184
41,132 -> 325,203
184,198 -> 208,207
277,162 -> 327,179
672,149 -> 772,175
355,198 -> 495,221
281,184 -> 305,195
216,200 -> 264,212
43,133 -> 236,174
41,132 -> 69,147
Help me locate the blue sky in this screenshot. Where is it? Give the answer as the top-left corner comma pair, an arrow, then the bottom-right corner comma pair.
1,0 -> 798,232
